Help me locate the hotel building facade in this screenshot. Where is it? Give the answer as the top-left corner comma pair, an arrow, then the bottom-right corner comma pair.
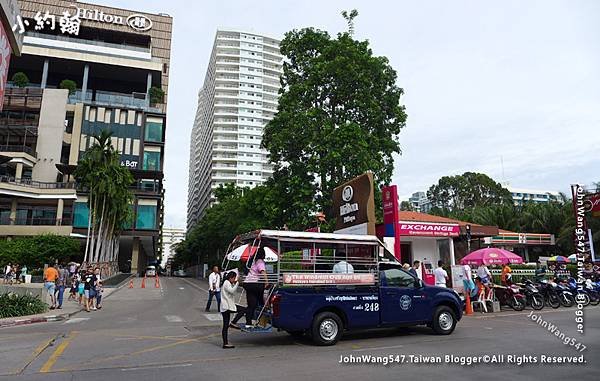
0,0 -> 172,274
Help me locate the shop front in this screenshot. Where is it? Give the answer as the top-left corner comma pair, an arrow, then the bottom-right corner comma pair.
376,211 -> 500,284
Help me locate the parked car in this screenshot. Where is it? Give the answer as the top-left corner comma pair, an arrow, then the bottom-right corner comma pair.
145,266 -> 157,277
173,269 -> 188,277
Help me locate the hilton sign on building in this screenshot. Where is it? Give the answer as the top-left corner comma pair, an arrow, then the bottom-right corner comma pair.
74,5 -> 153,32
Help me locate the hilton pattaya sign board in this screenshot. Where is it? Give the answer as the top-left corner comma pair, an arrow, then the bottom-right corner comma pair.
333,172 -> 376,235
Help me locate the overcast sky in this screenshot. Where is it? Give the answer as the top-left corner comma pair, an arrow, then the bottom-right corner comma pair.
90,0 -> 600,229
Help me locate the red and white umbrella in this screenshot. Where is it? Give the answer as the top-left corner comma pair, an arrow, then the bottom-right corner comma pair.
460,248 -> 524,266
226,244 -> 278,263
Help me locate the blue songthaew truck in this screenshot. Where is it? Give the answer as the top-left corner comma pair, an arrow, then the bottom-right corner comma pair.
223,230 -> 463,346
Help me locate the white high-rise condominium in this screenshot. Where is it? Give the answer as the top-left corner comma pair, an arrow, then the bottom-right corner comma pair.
187,30 -> 283,229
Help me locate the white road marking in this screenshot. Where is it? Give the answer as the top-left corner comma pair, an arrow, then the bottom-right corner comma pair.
203,314 -> 222,321
121,363 -> 193,371
165,315 -> 183,323
63,317 -> 90,324
178,287 -> 185,290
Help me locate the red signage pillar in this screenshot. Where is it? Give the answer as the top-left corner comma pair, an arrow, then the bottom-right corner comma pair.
382,185 -> 401,261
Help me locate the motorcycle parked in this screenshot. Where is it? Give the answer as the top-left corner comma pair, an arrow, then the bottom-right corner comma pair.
554,279 -> 575,307
589,279 -> 600,306
519,279 -> 544,310
566,277 -> 591,306
536,279 -> 560,309
495,284 -> 526,311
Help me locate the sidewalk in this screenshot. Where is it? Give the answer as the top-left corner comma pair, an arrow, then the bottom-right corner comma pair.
0,286 -> 119,328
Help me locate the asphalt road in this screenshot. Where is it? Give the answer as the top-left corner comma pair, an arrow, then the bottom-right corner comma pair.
0,277 -> 598,381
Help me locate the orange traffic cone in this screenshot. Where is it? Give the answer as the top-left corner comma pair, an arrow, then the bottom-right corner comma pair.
154,275 -> 160,288
128,279 -> 134,288
141,276 -> 146,288
465,292 -> 473,315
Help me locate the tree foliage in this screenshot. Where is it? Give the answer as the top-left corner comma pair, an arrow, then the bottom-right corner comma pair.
0,235 -> 80,269
262,23 -> 407,230
428,176 -> 600,256
427,172 -> 512,213
174,185 -> 283,268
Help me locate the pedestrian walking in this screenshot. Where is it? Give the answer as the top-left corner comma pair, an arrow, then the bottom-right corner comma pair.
83,268 -> 97,312
433,260 -> 448,288
205,266 -> 222,312
55,264 -> 69,309
43,264 -> 59,309
221,271 -> 246,349
94,267 -> 103,309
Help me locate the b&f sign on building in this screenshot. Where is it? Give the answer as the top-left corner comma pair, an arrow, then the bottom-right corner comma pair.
333,172 -> 376,235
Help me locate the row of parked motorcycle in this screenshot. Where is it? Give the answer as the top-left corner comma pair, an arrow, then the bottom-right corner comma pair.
495,277 -> 600,311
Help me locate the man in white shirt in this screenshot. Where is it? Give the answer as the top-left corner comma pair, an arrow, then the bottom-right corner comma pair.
3,263 -> 11,284
205,266 -> 222,312
332,252 -> 354,274
433,260 -> 448,288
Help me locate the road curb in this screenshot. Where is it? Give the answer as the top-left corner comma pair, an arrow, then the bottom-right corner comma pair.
0,310 -> 80,328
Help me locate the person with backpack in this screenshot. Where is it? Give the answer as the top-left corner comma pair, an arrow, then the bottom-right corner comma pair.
205,265 -> 222,312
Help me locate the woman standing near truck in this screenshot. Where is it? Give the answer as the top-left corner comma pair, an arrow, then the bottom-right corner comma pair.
243,248 -> 269,326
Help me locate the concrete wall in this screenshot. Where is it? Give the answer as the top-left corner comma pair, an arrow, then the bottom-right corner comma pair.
32,89 -> 68,182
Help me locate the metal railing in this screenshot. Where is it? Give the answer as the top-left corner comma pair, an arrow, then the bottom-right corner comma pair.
0,217 -> 72,226
0,176 -> 76,189
0,145 -> 34,155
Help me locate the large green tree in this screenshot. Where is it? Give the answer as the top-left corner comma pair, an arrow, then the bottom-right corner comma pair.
174,184 -> 282,268
75,130 -> 133,267
427,172 -> 512,213
262,13 -> 407,229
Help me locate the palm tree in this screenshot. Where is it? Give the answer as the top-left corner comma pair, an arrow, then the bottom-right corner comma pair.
75,130 -> 133,271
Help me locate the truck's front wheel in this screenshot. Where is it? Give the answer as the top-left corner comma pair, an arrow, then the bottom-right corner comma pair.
311,312 -> 343,346
431,306 -> 456,335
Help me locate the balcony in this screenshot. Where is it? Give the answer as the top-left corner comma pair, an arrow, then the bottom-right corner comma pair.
0,145 -> 35,156
0,215 -> 73,236
67,89 -> 162,113
0,216 -> 72,226
2,87 -> 43,110
24,32 -> 151,61
0,176 -> 75,189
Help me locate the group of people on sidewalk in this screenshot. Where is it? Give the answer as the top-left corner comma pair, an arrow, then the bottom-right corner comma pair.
204,249 -> 269,349
43,263 -> 104,312
2,263 -> 27,284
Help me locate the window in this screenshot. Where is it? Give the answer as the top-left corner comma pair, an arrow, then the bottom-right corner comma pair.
145,120 -> 163,142
383,268 -> 416,288
143,151 -> 161,171
136,204 -> 157,230
73,202 -> 89,228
